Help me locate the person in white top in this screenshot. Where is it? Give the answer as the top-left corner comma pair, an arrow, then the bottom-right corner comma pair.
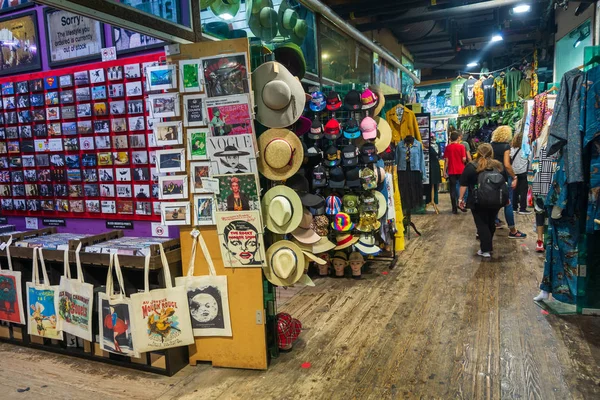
510,133 -> 531,214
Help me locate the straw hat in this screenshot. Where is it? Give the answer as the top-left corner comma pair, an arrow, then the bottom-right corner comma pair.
264,240 -> 305,286
334,233 -> 359,250
370,84 -> 386,117
246,0 -> 279,42
312,236 -> 336,254
262,185 -> 302,234
302,250 -> 327,265
374,116 -> 392,154
355,233 -> 382,255
373,191 -> 387,219
252,61 -> 304,128
257,128 -> 303,180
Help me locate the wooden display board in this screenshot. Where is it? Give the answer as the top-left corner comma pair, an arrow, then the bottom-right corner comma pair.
172,39 -> 267,370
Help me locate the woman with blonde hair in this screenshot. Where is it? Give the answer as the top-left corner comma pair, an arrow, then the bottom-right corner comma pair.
459,144 -> 505,258
491,125 -> 527,239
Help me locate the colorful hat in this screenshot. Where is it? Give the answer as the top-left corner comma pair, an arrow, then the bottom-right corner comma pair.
310,215 -> 329,236
373,116 -> 392,153
273,43 -> 306,79
373,190 -> 387,219
346,167 -> 361,188
334,233 -> 359,250
309,91 -> 326,112
324,145 -> 340,167
308,117 -> 323,139
328,166 -> 345,188
343,119 -> 361,139
344,90 -> 361,111
265,240 -> 306,286
325,195 -> 342,215
360,168 -> 377,190
331,212 -> 354,232
324,118 -> 341,140
326,91 -> 342,111
355,233 -> 382,255
356,212 -> 381,232
360,116 -> 378,140
361,88 -> 378,110
371,85 -> 386,117
342,193 -> 359,215
277,312 -> 302,350
253,62 -> 304,128
312,164 -> 327,188
257,128 -> 303,180
262,185 -> 303,234
341,144 -> 359,167
360,143 -> 379,163
285,173 -> 324,207
246,0 -> 278,43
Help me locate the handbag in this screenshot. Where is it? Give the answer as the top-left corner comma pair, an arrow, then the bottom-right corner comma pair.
0,236 -> 26,325
175,231 -> 232,337
55,243 -> 94,341
98,253 -> 139,357
26,248 -> 63,339
130,244 -> 194,352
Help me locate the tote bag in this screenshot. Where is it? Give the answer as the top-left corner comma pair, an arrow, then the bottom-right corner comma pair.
175,231 -> 232,337
98,253 -> 139,357
26,248 -> 63,339
0,237 -> 26,325
130,244 -> 194,352
55,243 -> 94,341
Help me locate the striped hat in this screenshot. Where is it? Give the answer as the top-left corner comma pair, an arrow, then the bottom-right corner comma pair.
325,195 -> 342,215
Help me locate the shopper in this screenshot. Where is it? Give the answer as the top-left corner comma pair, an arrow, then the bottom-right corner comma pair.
490,125 -> 527,239
444,130 -> 467,214
510,133 -> 531,214
459,143 -> 506,257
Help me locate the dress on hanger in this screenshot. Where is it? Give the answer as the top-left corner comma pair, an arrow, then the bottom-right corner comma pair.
494,75 -> 506,106
473,79 -> 484,107
505,70 -> 522,103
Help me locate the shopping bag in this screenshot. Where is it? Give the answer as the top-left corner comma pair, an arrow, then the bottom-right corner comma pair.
0,237 -> 26,325
26,248 -> 63,339
175,231 -> 232,337
55,243 -> 94,341
98,253 -> 139,357
130,244 -> 194,352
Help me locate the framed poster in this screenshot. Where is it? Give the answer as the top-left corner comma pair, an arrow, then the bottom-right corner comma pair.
45,9 -> 105,67
0,11 -> 41,76
0,1 -> 33,15
113,27 -> 163,55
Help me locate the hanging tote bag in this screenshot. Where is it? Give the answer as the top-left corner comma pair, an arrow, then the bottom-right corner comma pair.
26,248 -> 63,339
130,244 -> 194,352
0,237 -> 26,325
55,243 -> 94,341
175,231 -> 232,337
98,253 -> 139,357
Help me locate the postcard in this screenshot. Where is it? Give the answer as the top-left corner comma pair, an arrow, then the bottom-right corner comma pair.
179,60 -> 202,92
156,148 -> 185,173
153,121 -> 182,146
190,161 -> 212,193
183,94 -> 206,127
158,175 -> 188,200
148,92 -> 180,118
204,94 -> 253,136
146,64 -> 177,91
161,202 -> 190,226
193,195 -> 216,226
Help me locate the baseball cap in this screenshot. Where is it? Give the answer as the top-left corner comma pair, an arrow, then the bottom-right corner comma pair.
360,191 -> 378,212
341,145 -> 359,167
343,119 -> 361,139
324,146 -> 340,167
344,90 -> 361,111
324,119 -> 341,140
306,145 -> 323,168
309,91 -> 326,112
285,173 -> 324,207
361,88 -> 378,110
312,165 -> 327,188
308,118 -> 323,139
346,167 -> 361,188
328,166 -> 345,188
360,143 -> 379,163
326,91 -> 342,111
325,195 -> 342,215
360,117 -> 377,140
360,168 -> 377,190
343,193 -> 359,215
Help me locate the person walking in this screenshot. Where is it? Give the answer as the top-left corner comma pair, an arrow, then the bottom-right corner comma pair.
510,133 -> 531,214
490,125 -> 527,239
458,144 -> 506,258
444,130 -> 467,214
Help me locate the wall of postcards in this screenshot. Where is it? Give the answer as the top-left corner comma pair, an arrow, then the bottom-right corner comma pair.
0,53 -> 165,221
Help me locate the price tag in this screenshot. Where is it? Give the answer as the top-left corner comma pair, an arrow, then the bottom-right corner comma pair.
190,229 -> 200,238
201,178 -> 220,194
101,46 -> 117,62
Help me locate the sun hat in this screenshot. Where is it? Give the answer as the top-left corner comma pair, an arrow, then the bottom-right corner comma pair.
374,116 -> 392,153
328,166 -> 345,188
360,167 -> 377,190
349,252 -> 364,264
246,0 -> 278,43
342,193 -> 359,215
257,128 -> 303,180
214,145 -> 250,157
309,91 -> 326,112
370,85 -> 386,117
291,19 -> 308,45
361,88 -> 378,110
312,165 -> 327,188
346,167 -> 361,188
344,90 -> 362,111
324,119 -> 341,140
313,236 -> 336,253
278,0 -> 299,37
334,233 -> 359,250
265,240 -> 305,286
373,166 -> 386,184
291,115 -> 311,136
360,191 -> 378,212
355,233 -> 381,255
277,312 -> 302,350
285,173 -> 324,207
341,145 -> 359,167
325,195 -> 342,215
360,143 -> 379,163
331,212 -> 354,232
303,250 -> 327,265
291,209 -> 320,244
262,185 -> 303,234
310,215 -> 329,236
326,91 -> 342,111
253,61 -> 304,128
324,145 -> 340,167
360,117 -> 377,140
274,43 -> 306,79
373,190 -> 387,219
343,119 -> 361,139
356,212 -> 381,232
210,0 -> 241,20
308,117 -> 323,139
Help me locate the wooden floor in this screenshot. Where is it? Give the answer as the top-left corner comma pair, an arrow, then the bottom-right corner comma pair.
2,198 -> 600,400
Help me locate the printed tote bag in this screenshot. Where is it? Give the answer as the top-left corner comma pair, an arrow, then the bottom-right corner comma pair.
0,236 -> 25,325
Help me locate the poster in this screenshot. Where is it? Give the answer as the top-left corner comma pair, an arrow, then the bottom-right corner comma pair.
113,27 -> 163,54
98,297 -> 137,356
201,52 -> 249,98
26,286 -> 62,339
204,95 -> 253,136
207,134 -> 256,174
215,210 -> 265,268
0,12 -> 41,76
45,10 -> 104,66
193,194 -> 215,225
0,270 -> 25,325
214,173 -> 260,212
183,94 -> 206,127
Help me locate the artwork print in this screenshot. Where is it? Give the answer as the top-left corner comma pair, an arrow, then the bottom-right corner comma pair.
146,64 -> 177,91
153,121 -> 182,146
201,53 -> 249,98
0,12 -> 42,77
193,194 -> 215,226
158,175 -> 188,200
207,134 -> 256,174
0,271 -> 25,325
187,129 -> 208,160
113,27 -> 162,55
215,210 -> 265,268
183,94 -> 206,127
160,201 -> 190,225
190,161 -> 211,193
205,95 -> 253,136
179,60 -> 202,92
148,93 -> 180,118
99,298 -> 137,356
27,286 -> 62,339
214,173 -> 260,212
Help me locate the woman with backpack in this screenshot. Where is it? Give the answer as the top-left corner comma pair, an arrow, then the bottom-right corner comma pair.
459,143 -> 507,258
510,133 -> 531,214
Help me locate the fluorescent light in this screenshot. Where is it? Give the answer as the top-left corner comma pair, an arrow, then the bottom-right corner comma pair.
513,4 -> 531,13
467,62 -> 478,68
322,53 -> 329,60
491,34 -> 503,42
574,39 -> 582,48
220,13 -> 234,20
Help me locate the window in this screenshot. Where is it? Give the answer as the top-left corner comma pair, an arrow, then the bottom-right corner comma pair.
113,0 -> 190,27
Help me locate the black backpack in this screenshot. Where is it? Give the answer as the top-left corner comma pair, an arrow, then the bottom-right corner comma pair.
475,168 -> 509,208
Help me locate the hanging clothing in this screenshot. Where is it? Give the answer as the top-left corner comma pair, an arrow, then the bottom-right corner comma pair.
494,75 -> 506,106
531,145 -> 557,197
428,144 -> 442,185
547,68 -> 584,184
473,79 -> 484,107
396,140 -> 426,175
450,77 -> 466,107
391,169 -> 405,251
517,79 -> 533,100
530,72 -> 539,98
461,78 -> 477,107
386,106 -> 422,143
528,92 -> 551,140
505,70 -> 522,103
396,140 -> 424,211
482,77 -> 496,108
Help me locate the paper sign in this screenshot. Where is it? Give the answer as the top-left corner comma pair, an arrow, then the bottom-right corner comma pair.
151,222 -> 169,238
25,217 -> 38,230
201,178 -> 220,194
101,46 -> 117,62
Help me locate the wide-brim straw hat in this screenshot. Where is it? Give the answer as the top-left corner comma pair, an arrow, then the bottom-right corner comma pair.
355,233 -> 382,255
257,128 -> 303,180
374,116 -> 392,154
264,240 -> 305,286
373,190 -> 387,219
334,233 -> 359,250
370,84 -> 386,117
246,0 -> 279,42
262,185 -> 303,234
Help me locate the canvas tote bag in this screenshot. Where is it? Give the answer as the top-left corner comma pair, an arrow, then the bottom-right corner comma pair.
26,248 -> 63,339
98,253 -> 139,357
55,243 -> 94,341
175,231 -> 232,337
130,244 -> 194,352
0,237 -> 26,325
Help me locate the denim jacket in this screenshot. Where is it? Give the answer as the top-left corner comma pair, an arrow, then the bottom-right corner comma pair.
395,140 -> 426,176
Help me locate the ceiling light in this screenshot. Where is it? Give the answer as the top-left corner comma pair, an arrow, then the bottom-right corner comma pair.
491,34 -> 503,42
512,4 -> 531,13
467,62 -> 478,68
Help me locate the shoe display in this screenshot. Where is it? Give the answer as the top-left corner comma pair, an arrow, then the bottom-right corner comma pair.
536,240 -> 544,252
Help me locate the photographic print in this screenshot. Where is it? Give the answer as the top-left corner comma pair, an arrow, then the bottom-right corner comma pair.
0,12 -> 42,77
130,134 -> 146,148
183,94 -> 206,127
35,154 -> 49,167
148,92 -> 180,118
125,81 -> 142,97
158,176 -> 188,200
133,184 -> 150,200
77,120 -> 93,135
92,86 -> 107,100
128,116 -> 145,131
90,68 -> 105,83
110,100 -> 125,115
156,148 -> 185,173
207,134 -> 256,174
179,60 -> 202,92
61,105 -> 76,119
113,135 -> 128,149
116,168 -> 132,181
109,83 -> 124,98
201,53 -> 249,98
74,70 -> 89,85
6,126 -> 18,138
59,74 -> 73,88
86,200 -> 100,212
107,66 -> 123,81
205,94 -> 253,136
214,173 -> 260,212
30,78 -> 43,92
99,168 -> 114,182
132,150 -> 148,165
190,161 -> 211,193
63,138 -> 79,152
46,106 -> 60,120
187,128 -> 208,160
160,201 -> 190,226
5,111 -> 17,123
127,99 -> 144,114
30,93 -> 43,106
215,210 -> 265,267
77,103 -> 92,119
22,155 -> 34,167
3,95 -> 14,109
135,201 -> 152,216
19,125 -> 32,138
94,120 -> 110,134
101,200 -> 116,214
146,64 -> 177,91
94,102 -> 108,116
116,184 -> 132,198
76,87 -> 91,102
153,121 -> 182,146
112,118 -> 127,133
124,63 -> 141,78
95,136 -> 111,150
